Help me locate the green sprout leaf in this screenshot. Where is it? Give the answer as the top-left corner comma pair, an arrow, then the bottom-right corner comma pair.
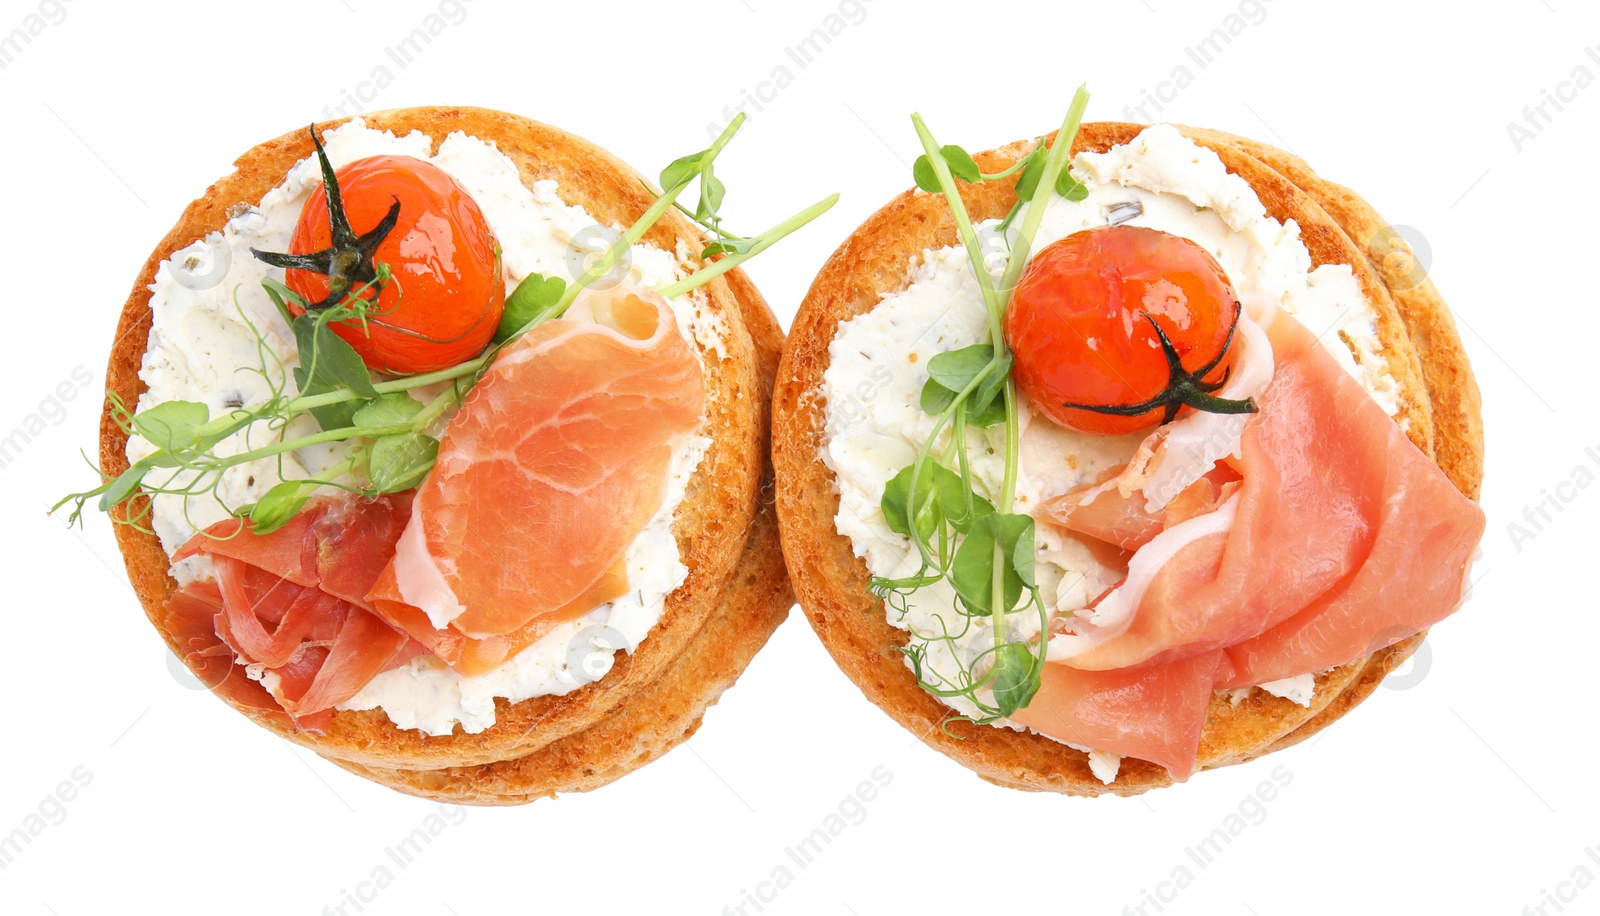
918,345 -> 1011,428
1057,171 -> 1089,201
662,136 -> 735,241
702,237 -> 757,259
989,641 -> 1042,717
1009,142 -> 1088,205
245,479 -> 315,535
366,431 -> 439,493
949,513 -> 1031,616
881,462 -> 994,543
98,462 -> 149,512
919,345 -> 990,414
660,149 -> 709,192
292,313 -> 376,431
968,355 -> 1012,429
1011,515 -> 1037,588
352,392 -> 424,430
966,392 -> 1008,429
350,392 -> 436,492
926,344 -> 993,392
293,314 -> 377,397
696,160 -> 727,227
130,400 -> 209,453
919,379 -> 957,415
913,144 -> 982,193
1010,144 -> 1048,201
882,462 -> 944,543
261,277 -> 305,327
496,273 -> 567,343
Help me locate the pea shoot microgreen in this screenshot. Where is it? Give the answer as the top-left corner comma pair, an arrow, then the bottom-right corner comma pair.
662,118 -> 841,266
56,114 -> 836,536
872,87 -> 1090,728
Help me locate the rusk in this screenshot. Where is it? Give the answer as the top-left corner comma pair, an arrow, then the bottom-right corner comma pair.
100,107 -> 791,795
771,122 -> 1483,795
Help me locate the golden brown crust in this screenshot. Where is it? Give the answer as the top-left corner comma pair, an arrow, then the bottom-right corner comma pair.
772,121 -> 1484,796
101,106 -> 783,782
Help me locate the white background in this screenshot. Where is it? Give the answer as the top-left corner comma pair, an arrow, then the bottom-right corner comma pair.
2,0 -> 1596,913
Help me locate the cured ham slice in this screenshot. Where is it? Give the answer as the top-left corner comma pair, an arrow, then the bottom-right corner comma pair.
1009,649 -> 1227,781
170,495 -> 422,729
1218,540 -> 1479,688
368,563 -> 628,676
1017,308 -> 1483,779
1043,464 -> 1241,551
163,582 -> 290,726
1041,310 -> 1484,674
368,284 -> 705,654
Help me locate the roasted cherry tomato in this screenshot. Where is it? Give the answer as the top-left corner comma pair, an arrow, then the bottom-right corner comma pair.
1005,224 -> 1251,436
282,153 -> 505,374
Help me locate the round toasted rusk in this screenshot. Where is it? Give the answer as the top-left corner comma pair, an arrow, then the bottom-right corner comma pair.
771,121 -> 1484,795
102,107 -> 790,783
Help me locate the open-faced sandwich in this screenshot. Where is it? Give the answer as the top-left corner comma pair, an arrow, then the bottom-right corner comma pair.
63,106 -> 833,804
772,89 -> 1486,794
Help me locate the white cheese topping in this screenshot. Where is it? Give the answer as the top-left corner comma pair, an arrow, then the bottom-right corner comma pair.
131,119 -> 718,736
819,125 -> 1399,782
1257,673 -> 1317,707
1087,749 -> 1124,785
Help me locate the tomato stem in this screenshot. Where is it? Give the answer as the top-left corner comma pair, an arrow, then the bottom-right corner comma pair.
250,124 -> 401,310
1062,303 -> 1258,423
1177,385 -> 1259,415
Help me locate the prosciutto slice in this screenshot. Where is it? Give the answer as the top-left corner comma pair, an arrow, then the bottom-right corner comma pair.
368,284 -> 705,660
171,495 -> 422,730
163,582 -> 291,726
1043,308 -> 1484,673
1010,650 -> 1228,780
1019,308 -> 1484,777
